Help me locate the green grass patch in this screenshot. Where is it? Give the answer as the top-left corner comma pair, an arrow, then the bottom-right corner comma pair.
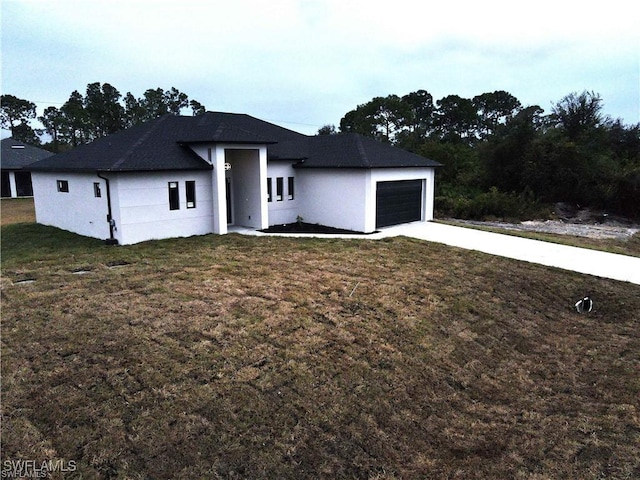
2,223 -> 639,479
1,223 -> 106,267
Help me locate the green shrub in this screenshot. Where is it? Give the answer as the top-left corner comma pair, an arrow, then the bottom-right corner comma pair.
436,187 -> 548,221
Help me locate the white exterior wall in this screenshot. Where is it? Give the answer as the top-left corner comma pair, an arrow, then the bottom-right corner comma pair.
32,149 -> 436,243
267,161 -> 299,225
112,171 -> 214,245
297,169 -> 370,232
295,167 -> 436,233
32,171 -> 111,240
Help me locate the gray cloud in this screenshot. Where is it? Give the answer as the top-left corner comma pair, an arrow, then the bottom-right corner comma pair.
2,0 -> 637,135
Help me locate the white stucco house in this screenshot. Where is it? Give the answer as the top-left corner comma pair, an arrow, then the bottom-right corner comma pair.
29,112 -> 441,245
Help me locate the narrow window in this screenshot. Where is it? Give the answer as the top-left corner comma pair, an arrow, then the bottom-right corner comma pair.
276,177 -> 283,201
57,180 -> 69,192
186,180 -> 196,208
267,177 -> 272,202
168,181 -> 180,210
94,182 -> 102,198
288,176 -> 294,200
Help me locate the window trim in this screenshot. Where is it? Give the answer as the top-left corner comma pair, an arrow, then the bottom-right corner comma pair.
57,180 -> 69,193
276,177 -> 283,202
185,180 -> 196,209
168,181 -> 180,210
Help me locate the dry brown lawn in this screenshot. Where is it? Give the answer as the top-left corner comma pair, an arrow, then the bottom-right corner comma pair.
1,198 -> 36,225
1,210 -> 639,478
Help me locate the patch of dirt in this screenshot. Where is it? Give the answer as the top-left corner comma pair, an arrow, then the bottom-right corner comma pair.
452,203 -> 640,240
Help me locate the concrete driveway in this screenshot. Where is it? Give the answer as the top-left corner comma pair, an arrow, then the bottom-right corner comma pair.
241,222 -> 640,285
380,222 -> 640,285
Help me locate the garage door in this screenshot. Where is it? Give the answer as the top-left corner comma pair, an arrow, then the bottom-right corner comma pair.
376,179 -> 423,228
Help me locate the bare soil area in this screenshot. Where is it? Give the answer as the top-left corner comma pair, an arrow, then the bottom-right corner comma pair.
453,218 -> 640,240
451,204 -> 640,241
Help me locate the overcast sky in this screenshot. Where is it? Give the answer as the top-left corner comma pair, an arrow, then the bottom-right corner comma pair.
1,0 -> 639,136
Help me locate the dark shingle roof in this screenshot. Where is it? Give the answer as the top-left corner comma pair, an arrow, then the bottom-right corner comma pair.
177,112 -> 304,144
176,112 -> 309,160
28,112 -> 439,172
29,115 -> 209,172
1,138 -> 54,169
298,134 -> 441,168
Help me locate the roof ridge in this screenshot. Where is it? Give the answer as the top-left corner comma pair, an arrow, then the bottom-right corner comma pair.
109,115 -> 171,170
214,121 -> 264,138
354,134 -> 371,168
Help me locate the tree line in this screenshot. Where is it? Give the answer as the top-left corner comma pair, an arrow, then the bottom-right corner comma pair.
2,85 -> 638,220
1,83 -> 206,152
324,90 -> 640,220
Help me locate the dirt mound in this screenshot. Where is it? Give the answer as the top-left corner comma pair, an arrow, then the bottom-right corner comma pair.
553,202 -> 634,226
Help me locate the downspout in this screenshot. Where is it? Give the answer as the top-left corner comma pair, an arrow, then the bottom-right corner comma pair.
97,172 -> 118,245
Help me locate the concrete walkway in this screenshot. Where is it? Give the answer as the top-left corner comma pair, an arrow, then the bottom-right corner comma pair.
235,222 -> 640,285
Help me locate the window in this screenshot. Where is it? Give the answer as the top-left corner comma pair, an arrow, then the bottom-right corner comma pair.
57,180 -> 69,192
276,177 -> 283,201
267,177 -> 272,202
168,181 -> 179,210
288,177 -> 295,200
94,182 -> 102,198
186,181 -> 196,208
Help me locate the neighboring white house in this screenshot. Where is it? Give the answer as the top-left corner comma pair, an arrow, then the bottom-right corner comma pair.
1,138 -> 53,198
29,112 -> 441,245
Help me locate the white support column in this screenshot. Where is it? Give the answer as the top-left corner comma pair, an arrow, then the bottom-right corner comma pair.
363,170 -> 375,232
424,169 -> 435,221
211,146 -> 228,235
8,172 -> 17,198
258,146 -> 269,229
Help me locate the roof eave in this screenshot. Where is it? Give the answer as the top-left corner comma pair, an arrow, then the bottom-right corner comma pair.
30,165 -> 213,174
294,163 -> 441,169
